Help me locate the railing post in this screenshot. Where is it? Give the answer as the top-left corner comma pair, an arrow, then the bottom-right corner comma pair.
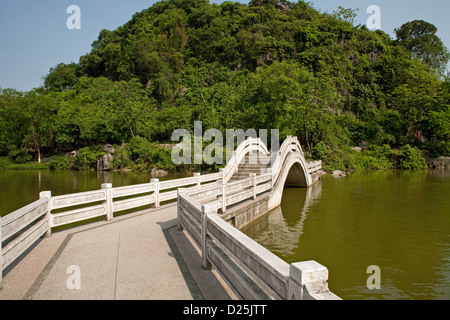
177,188 -> 186,231
39,191 -> 52,238
267,168 -> 273,189
218,179 -> 226,214
151,178 -> 160,208
101,183 -> 113,221
201,204 -> 216,270
194,172 -> 201,190
288,260 -> 338,300
250,173 -> 257,200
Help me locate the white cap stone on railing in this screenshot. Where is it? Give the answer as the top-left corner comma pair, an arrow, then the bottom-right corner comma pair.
288,260 -> 341,300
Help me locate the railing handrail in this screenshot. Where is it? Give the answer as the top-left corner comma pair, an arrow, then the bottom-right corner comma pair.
0,169 -> 226,284
0,137 -> 267,284
222,137 -> 270,183
177,183 -> 340,300
175,137 -> 342,300
1,136 -> 327,296
1,194 -> 50,286
269,136 -> 305,186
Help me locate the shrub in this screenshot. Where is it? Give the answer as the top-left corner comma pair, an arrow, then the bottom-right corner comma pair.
312,141 -> 327,160
320,147 -> 349,172
0,157 -> 13,169
152,145 -> 175,172
49,155 -> 73,170
126,136 -> 176,172
421,141 -> 450,158
347,153 -> 392,171
397,145 -> 428,170
111,146 -> 132,170
127,136 -> 152,163
13,153 -> 33,164
319,143 -> 396,172
73,146 -> 105,170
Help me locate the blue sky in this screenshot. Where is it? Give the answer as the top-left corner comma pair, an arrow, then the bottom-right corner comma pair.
1,0 -> 449,92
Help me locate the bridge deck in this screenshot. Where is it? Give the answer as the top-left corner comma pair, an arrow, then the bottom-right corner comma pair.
0,204 -> 235,300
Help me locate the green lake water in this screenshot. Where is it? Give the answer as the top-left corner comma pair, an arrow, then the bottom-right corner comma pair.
242,169 -> 450,300
1,169 -> 449,300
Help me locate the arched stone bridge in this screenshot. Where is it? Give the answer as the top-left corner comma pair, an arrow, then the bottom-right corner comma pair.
188,135 -> 323,229
177,136 -> 338,300
0,136 -> 338,300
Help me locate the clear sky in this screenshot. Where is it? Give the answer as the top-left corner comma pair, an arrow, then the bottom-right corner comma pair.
1,0 -> 449,92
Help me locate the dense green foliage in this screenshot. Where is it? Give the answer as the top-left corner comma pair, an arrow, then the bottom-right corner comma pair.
1,0 -> 449,172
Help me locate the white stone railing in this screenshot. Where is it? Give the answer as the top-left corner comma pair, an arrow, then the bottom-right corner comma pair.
1,136 -> 326,294
307,160 -> 322,174
268,135 -> 305,187
186,170 -> 273,214
177,192 -> 341,300
177,137 -> 340,300
0,137 -> 272,287
222,137 -> 270,183
0,170 -> 223,286
0,196 -> 50,287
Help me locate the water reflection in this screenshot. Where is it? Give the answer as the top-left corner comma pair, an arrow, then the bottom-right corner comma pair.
242,180 -> 322,257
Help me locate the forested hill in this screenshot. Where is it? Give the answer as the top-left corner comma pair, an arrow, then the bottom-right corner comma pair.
1,0 -> 449,172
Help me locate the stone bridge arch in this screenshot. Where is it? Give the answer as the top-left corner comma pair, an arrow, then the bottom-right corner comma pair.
268,151 -> 312,210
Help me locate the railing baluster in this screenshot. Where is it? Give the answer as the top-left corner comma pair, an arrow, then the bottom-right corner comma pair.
201,204 -> 217,270
194,172 -> 201,190
101,183 -> 113,221
218,179 -> 226,214
150,178 -> 160,208
250,173 -> 257,200
39,191 -> 52,237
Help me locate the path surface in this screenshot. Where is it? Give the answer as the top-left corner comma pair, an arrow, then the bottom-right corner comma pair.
0,204 -> 235,300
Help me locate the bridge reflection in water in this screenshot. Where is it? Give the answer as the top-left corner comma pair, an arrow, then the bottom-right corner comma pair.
242,181 -> 322,259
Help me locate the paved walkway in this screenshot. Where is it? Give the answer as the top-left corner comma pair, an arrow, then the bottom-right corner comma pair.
0,204 -> 235,300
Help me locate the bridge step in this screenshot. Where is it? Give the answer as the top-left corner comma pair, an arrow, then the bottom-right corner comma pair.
229,152 -> 273,182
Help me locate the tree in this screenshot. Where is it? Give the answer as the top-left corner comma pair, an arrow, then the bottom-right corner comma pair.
102,78 -> 156,142
44,63 -> 79,92
395,20 -> 450,76
21,90 -> 58,162
0,89 -> 27,156
332,6 -> 359,25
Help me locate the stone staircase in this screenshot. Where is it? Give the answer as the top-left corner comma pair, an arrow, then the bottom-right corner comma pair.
229,152 -> 273,182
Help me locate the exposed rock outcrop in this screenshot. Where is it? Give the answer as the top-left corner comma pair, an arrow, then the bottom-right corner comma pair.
426,157 -> 450,169
97,144 -> 115,171
151,168 -> 169,177
97,153 -> 114,171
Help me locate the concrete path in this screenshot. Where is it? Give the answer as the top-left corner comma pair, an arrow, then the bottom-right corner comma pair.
0,204 -> 235,300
